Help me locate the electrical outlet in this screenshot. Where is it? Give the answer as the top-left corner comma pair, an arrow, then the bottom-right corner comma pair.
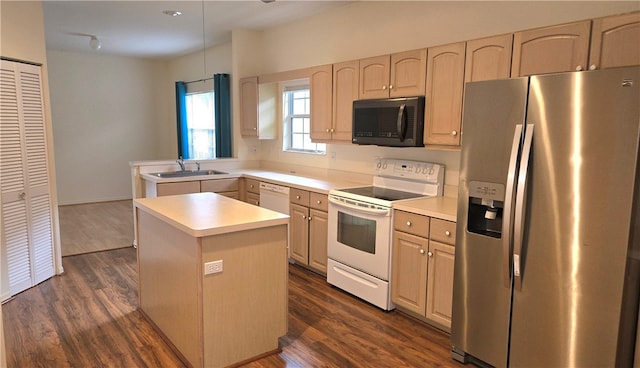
204,260 -> 223,275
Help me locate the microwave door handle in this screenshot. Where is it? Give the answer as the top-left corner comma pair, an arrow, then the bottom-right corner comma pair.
396,103 -> 407,142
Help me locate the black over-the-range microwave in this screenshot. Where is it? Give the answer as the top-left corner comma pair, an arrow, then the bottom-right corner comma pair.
352,96 -> 425,147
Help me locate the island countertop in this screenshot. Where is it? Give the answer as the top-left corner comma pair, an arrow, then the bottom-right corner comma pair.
134,192 -> 289,238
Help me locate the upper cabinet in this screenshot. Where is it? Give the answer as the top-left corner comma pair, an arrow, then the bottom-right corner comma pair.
424,42 -> 466,147
359,49 -> 427,99
309,64 -> 335,142
511,20 -> 591,77
589,12 -> 640,70
330,60 -> 359,142
239,76 -> 277,139
465,34 -> 513,82
239,76 -> 258,137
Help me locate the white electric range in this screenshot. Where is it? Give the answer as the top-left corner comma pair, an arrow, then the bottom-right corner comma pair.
327,158 -> 444,310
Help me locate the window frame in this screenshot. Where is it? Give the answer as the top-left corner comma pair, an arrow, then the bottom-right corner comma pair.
281,83 -> 326,155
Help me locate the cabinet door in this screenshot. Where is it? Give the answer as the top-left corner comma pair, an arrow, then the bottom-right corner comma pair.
239,76 -> 258,136
359,55 -> 390,99
157,181 -> 200,197
424,42 -> 466,147
426,241 -> 455,329
589,12 -> 640,70
331,60 -> 359,142
390,49 -> 427,97
289,203 -> 309,265
391,231 -> 428,315
309,64 -> 333,142
308,209 -> 328,275
465,34 -> 513,82
246,192 -> 260,206
512,20 -> 591,77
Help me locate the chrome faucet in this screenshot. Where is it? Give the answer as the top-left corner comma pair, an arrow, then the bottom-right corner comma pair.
177,156 -> 186,171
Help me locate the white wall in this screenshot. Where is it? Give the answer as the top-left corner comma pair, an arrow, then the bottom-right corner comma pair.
47,51 -> 166,204
234,1 -> 639,188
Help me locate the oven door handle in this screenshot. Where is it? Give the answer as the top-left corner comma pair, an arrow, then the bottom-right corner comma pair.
329,196 -> 391,216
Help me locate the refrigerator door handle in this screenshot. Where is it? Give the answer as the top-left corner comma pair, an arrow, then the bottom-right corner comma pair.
513,123 -> 534,291
502,124 -> 523,288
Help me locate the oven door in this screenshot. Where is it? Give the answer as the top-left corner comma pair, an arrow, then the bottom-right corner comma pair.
327,195 -> 392,280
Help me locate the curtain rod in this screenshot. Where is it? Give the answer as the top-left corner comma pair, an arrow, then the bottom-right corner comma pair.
185,76 -> 213,84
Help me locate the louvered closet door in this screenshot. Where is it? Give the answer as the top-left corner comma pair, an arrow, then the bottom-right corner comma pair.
0,60 -> 54,296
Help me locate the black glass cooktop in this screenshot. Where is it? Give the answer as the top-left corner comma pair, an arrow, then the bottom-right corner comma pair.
337,186 -> 426,201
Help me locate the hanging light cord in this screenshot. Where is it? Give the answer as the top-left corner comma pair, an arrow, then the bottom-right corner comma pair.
201,0 -> 207,78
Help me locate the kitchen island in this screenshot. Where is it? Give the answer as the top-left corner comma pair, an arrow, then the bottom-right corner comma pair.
134,192 -> 289,368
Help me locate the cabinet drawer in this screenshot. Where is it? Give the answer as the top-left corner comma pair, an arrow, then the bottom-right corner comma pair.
430,218 -> 456,245
290,188 -> 310,207
394,210 -> 430,238
245,178 -> 260,194
246,192 -> 260,206
157,181 -> 200,197
201,178 -> 238,193
309,192 -> 328,212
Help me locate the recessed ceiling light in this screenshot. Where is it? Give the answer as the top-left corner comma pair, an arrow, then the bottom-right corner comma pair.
162,10 -> 182,17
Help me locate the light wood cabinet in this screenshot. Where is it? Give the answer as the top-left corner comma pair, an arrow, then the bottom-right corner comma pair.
325,60 -> 359,142
240,76 -> 277,139
200,178 -> 239,199
424,42 -> 466,147
239,76 -> 259,136
0,60 -> 56,299
289,188 -> 328,275
241,178 -> 260,205
511,20 -> 591,77
465,34 -> 513,82
392,210 -> 456,330
156,181 -> 200,197
359,49 -> 426,100
589,12 -> 640,70
309,64 -> 334,142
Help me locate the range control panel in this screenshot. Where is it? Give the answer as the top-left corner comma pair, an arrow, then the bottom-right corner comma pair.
374,158 -> 444,183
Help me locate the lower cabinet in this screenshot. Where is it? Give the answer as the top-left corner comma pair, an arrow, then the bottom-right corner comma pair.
289,189 -> 328,275
242,178 -> 260,206
151,178 -> 239,199
392,210 -> 456,331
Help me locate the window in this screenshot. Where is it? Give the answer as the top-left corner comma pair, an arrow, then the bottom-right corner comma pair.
185,91 -> 215,159
282,86 -> 326,154
176,74 -> 232,160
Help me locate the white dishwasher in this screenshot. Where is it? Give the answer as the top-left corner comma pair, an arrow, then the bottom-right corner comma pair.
259,182 -> 290,215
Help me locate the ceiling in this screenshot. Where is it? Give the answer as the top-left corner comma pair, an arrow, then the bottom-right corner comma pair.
43,1 -> 352,59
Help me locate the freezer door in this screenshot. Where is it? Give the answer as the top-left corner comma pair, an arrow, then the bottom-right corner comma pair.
451,77 -> 529,367
509,66 -> 640,367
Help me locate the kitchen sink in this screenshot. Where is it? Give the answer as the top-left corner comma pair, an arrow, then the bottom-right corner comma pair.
151,170 -> 228,178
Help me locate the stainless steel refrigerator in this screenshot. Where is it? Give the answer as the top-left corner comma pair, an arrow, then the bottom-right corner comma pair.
451,66 -> 640,367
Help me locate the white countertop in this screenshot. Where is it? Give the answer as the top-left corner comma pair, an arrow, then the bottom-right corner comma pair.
134,192 -> 289,238
393,196 -> 458,222
140,168 -> 456,221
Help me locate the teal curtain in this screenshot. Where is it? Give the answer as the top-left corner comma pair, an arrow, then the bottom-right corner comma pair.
214,73 -> 232,158
175,81 -> 190,159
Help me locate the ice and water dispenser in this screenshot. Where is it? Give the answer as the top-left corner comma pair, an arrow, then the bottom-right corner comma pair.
467,181 -> 504,238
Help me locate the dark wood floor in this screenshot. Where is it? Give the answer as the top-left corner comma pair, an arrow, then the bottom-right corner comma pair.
3,247 -> 461,367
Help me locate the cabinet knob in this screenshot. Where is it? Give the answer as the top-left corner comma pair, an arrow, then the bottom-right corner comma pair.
445,230 -> 451,236
589,64 -> 597,71
326,128 -> 330,133
308,217 -> 312,221
302,215 -> 306,220
382,85 -> 387,90
253,127 -> 257,130
19,192 -> 26,200
255,201 -> 259,205
428,251 -> 433,257
250,184 -> 254,189
296,195 -> 301,200
330,128 -> 335,133
406,221 -> 412,227
317,200 -> 322,205
451,130 -> 458,136
389,84 -> 393,90
420,249 -> 425,254
576,65 -> 584,71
